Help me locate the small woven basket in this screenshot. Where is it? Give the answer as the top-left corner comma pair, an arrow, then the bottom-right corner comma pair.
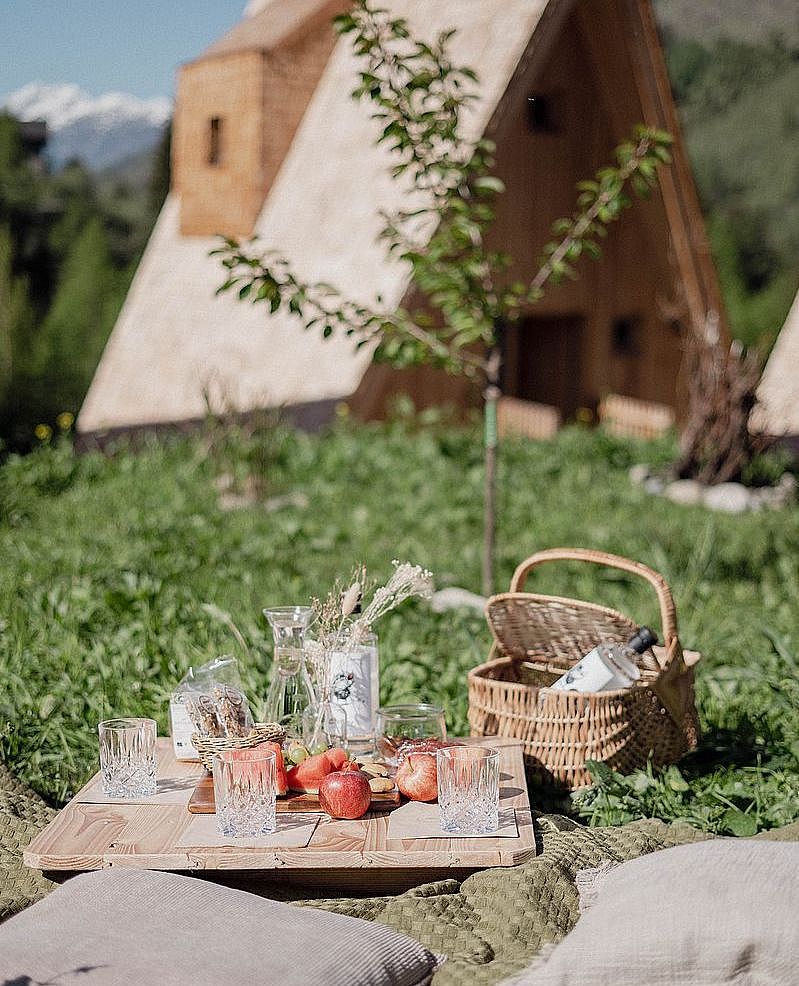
192,722 -> 286,772
468,549 -> 700,789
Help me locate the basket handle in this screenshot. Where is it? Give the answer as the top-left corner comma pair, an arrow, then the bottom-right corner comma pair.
509,548 -> 679,646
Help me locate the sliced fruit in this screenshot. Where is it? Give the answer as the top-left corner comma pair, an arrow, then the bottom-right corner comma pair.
324,747 -> 348,771
261,741 -> 289,796
286,750 -> 335,793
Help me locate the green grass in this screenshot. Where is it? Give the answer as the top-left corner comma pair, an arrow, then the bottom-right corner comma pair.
1,419 -> 798,835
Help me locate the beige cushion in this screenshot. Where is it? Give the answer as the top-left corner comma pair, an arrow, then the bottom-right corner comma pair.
506,840 -> 799,985
0,869 -> 440,985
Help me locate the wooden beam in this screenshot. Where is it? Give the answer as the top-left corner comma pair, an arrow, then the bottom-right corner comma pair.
621,0 -> 728,337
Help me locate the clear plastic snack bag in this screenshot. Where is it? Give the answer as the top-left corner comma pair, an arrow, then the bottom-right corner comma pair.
169,656 -> 254,760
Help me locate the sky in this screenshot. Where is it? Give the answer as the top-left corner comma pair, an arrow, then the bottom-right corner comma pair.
0,1 -> 246,101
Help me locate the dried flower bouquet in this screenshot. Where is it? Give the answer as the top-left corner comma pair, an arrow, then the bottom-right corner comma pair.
306,561 -> 434,742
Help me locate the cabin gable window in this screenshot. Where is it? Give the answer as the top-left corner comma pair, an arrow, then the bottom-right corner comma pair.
526,93 -> 556,133
612,316 -> 641,356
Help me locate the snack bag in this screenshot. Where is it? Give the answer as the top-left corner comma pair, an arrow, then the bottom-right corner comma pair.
169,656 -> 254,760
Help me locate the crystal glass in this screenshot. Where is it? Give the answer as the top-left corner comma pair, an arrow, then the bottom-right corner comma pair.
263,606 -> 316,737
375,703 -> 446,766
213,747 -> 277,838
302,701 -> 348,751
437,746 -> 500,835
98,717 -> 157,798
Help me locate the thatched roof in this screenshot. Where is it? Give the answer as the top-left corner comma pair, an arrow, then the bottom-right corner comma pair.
754,291 -> 799,437
78,0 -> 554,433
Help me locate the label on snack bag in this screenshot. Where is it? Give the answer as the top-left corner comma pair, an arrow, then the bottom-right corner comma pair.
170,698 -> 200,760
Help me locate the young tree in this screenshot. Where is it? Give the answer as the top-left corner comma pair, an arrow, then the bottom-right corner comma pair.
33,217 -> 119,419
148,120 -> 172,220
0,226 -> 34,408
214,0 -> 671,593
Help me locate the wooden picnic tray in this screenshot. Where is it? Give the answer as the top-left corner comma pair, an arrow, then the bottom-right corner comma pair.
188,772 -> 401,813
24,737 -> 537,893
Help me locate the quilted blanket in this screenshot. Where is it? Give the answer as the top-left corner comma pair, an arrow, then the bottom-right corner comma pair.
3,764 -> 797,985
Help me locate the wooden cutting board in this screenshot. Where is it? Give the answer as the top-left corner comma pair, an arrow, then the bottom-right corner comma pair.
188,772 -> 402,814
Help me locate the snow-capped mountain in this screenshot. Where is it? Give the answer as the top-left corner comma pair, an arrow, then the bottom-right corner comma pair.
3,83 -> 172,171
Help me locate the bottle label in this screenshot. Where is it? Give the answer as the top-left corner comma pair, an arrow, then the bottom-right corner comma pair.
328,642 -> 376,739
549,644 -> 636,693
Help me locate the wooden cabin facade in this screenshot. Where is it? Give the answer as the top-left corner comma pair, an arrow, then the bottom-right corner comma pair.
78,0 -> 724,439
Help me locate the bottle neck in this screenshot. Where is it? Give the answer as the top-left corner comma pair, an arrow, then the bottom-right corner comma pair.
625,626 -> 657,654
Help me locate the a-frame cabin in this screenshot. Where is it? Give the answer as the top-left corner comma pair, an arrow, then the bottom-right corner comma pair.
754,291 -> 799,443
78,0 -> 725,440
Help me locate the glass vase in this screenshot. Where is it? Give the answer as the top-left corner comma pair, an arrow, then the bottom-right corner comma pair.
263,606 -> 316,738
302,701 -> 348,752
327,632 -> 380,754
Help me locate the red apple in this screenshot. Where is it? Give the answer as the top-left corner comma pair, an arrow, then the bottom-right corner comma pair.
318,769 -> 372,819
396,752 -> 438,802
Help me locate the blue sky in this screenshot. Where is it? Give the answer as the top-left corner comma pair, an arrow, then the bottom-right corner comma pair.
0,1 -> 245,100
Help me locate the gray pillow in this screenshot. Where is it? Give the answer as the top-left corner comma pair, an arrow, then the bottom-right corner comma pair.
0,869 -> 441,986
505,839 -> 799,985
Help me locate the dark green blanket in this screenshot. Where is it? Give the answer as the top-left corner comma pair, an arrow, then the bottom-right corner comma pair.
3,766 -> 797,985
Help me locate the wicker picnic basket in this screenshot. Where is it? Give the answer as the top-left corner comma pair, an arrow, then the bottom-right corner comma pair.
468,548 -> 700,789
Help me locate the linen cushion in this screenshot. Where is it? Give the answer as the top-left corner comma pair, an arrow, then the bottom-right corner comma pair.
0,868 -> 441,986
505,839 -> 799,985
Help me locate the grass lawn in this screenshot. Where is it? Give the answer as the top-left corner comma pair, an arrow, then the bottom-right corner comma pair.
1,417 -> 797,835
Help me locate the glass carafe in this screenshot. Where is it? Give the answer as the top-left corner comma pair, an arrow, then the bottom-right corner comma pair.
263,606 -> 316,738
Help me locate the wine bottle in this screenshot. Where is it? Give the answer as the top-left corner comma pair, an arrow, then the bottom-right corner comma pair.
550,626 -> 658,693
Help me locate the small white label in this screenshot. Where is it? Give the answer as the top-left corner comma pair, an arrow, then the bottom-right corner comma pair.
328,643 -> 377,739
170,698 -> 200,760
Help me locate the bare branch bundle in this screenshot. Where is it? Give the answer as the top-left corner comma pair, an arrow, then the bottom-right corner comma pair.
677,313 -> 767,485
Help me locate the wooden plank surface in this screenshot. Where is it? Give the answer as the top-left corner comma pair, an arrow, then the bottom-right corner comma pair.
187,773 -> 401,813
24,737 -> 537,883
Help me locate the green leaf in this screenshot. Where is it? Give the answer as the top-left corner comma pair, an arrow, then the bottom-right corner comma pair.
586,760 -> 613,785
255,281 -> 274,302
631,771 -> 654,793
333,13 -> 357,34
665,766 -> 690,792
583,240 -> 602,260
473,176 -> 505,195
721,809 -> 757,837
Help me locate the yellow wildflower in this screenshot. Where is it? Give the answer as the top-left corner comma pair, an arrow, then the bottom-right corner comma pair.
34,423 -> 52,442
56,411 -> 75,431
